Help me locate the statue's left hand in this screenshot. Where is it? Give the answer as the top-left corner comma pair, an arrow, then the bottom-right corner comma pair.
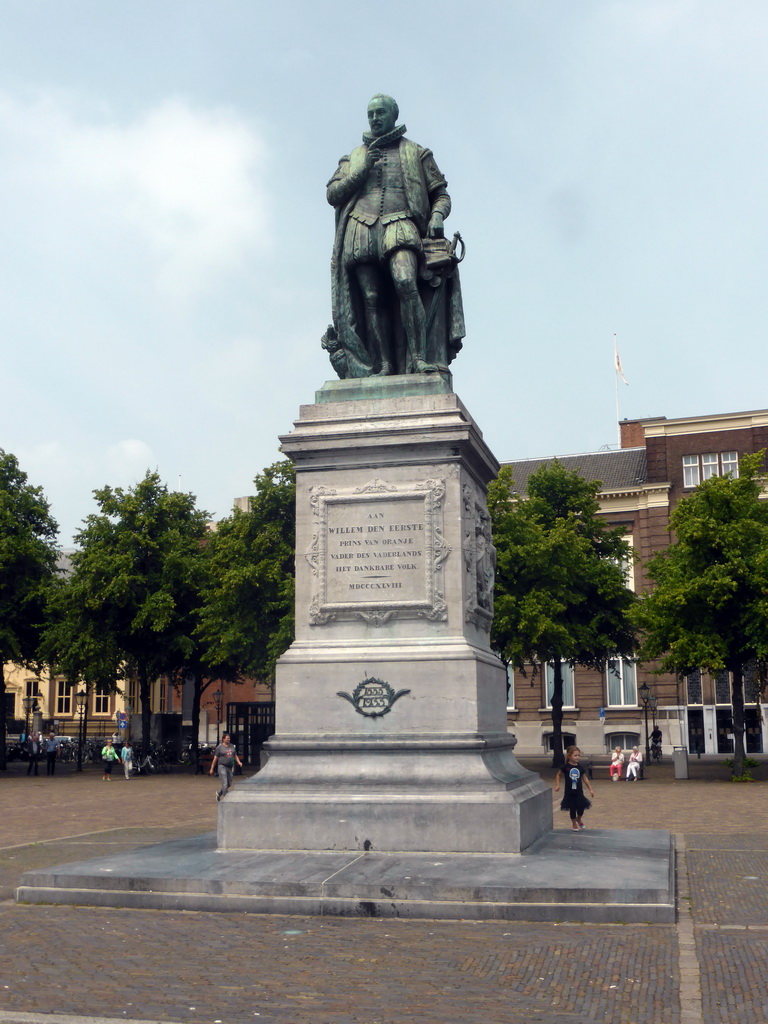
427,213 -> 445,238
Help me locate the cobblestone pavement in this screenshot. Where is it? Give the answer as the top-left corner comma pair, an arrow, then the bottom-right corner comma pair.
0,756 -> 766,1024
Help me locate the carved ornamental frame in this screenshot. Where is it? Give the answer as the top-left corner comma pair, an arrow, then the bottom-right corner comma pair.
306,477 -> 450,626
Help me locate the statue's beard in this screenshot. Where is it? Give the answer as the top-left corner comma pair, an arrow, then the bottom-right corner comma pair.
362,123 -> 407,149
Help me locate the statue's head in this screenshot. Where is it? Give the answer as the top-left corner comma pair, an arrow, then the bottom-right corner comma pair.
367,94 -> 398,137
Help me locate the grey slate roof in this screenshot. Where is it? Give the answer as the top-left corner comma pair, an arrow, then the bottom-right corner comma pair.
502,447 -> 648,496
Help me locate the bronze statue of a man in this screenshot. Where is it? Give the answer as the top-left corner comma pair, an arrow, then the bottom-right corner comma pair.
324,95 -> 465,379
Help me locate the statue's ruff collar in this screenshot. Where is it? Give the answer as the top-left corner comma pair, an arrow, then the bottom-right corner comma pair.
362,123 -> 407,148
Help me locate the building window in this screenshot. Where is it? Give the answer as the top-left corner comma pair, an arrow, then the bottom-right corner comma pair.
683,452 -> 740,488
546,662 -> 575,708
721,451 -> 739,477
25,679 -> 38,700
615,535 -> 635,591
682,455 -> 700,488
605,731 -> 641,752
606,659 -> 637,706
686,669 -> 702,705
506,664 -> 514,710
701,453 -> 718,480
544,731 -> 576,751
56,680 -> 73,715
714,670 -> 731,704
94,686 -> 110,715
744,661 -> 762,703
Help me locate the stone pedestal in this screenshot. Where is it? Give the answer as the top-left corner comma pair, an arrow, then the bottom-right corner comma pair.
219,375 -> 552,854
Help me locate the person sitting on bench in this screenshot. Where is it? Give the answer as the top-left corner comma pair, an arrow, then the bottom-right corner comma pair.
626,746 -> 643,781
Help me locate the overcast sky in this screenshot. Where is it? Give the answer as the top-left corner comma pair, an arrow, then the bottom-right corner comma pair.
2,1 -> 767,543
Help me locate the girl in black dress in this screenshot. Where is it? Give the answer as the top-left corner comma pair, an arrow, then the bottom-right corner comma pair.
554,745 -> 595,831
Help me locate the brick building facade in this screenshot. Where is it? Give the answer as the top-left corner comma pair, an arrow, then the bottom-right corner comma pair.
503,408 -> 768,758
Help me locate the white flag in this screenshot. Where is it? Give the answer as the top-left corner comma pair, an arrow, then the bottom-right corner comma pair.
614,335 -> 628,385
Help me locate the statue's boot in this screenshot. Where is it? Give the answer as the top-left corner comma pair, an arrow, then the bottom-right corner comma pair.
400,292 -> 438,373
362,298 -> 393,375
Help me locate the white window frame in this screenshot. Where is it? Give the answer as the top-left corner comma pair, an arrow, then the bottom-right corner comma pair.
683,455 -> 700,488
683,452 -> 740,488
619,534 -> 635,591
94,686 -> 110,716
701,453 -> 718,481
606,658 -> 637,707
721,451 -> 739,478
56,679 -> 72,716
545,662 -> 575,709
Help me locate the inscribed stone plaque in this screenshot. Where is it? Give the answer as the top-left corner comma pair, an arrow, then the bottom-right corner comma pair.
306,478 -> 449,625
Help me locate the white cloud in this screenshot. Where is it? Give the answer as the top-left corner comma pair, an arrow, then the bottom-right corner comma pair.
105,439 -> 156,480
14,437 -> 160,538
0,91 -> 270,301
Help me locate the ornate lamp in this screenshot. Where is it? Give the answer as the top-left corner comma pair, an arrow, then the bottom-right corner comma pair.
212,688 -> 224,744
638,682 -> 655,763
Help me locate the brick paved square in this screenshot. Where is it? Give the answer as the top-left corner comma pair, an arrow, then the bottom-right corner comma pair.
699,931 -> 768,1024
1,757 -> 767,1023
686,851 -> 768,926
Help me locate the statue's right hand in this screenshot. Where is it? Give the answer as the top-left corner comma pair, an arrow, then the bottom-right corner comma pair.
364,146 -> 382,170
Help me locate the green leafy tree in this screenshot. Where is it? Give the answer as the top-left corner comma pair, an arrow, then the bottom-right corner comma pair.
169,551 -> 241,772
489,461 -> 637,767
65,472 -> 210,753
198,459 -> 296,688
40,570 -> 124,751
0,450 -> 59,769
636,450 -> 768,778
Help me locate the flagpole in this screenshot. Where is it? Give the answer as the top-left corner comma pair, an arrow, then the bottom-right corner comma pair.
614,333 -> 620,446
613,333 -> 630,445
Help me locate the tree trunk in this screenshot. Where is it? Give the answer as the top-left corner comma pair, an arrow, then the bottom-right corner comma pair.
139,665 -> 152,756
190,670 -> 202,772
731,662 -> 746,777
0,662 -> 6,771
550,656 -> 565,769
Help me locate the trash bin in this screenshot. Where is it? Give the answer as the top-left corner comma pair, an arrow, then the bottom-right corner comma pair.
673,746 -> 689,779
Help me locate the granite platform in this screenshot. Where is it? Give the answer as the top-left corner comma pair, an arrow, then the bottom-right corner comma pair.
16,826 -> 675,923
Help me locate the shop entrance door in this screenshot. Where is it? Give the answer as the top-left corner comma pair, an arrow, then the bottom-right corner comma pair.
745,708 -> 764,753
687,709 -> 705,755
716,708 -> 734,753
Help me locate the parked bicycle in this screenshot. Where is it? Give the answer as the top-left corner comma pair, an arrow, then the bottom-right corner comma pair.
134,750 -> 157,775
57,740 -> 76,763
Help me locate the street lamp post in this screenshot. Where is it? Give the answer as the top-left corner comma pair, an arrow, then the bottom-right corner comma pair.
22,696 -> 36,740
75,688 -> 88,772
212,688 -> 223,745
639,681 -> 657,764
125,701 -> 133,742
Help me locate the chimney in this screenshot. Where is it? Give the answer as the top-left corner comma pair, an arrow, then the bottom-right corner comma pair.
619,419 -> 645,449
